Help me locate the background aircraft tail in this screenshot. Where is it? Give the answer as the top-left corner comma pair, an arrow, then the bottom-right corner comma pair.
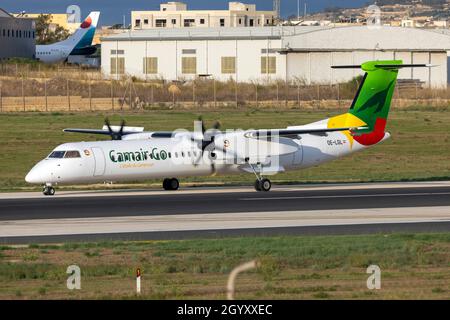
59,11 -> 100,54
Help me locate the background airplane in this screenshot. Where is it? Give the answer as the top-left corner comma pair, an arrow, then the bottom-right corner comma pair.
36,11 -> 100,63
25,60 -> 430,195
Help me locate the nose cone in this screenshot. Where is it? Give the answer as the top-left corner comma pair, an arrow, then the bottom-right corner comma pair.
25,160 -> 51,184
25,167 -> 43,184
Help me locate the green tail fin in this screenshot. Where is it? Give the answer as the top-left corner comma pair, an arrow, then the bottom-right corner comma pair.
349,60 -> 401,133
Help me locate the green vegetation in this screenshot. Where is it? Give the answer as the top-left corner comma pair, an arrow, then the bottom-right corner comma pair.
0,233 -> 448,299
0,108 -> 449,191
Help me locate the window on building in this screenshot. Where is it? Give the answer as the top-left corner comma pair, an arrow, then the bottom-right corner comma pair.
144,19 -> 149,25
182,57 -> 197,74
261,56 -> 276,74
200,19 -> 205,25
249,19 -> 254,26
266,19 -> 270,25
135,19 -> 141,27
155,19 -> 167,27
111,57 -> 125,75
143,57 -> 158,74
239,18 -> 242,24
172,19 -> 177,25
220,19 -> 225,27
182,49 -> 196,54
184,19 -> 195,27
221,57 -> 236,74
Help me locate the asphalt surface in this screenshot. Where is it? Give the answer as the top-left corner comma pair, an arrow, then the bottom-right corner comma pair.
1,185 -> 450,221
0,184 -> 449,243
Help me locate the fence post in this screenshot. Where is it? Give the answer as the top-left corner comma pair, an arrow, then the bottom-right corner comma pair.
150,84 -> 154,107
255,83 -> 258,108
276,82 -> 279,107
297,83 -> 300,109
213,79 -> 217,108
0,80 -> 2,112
235,80 -> 238,108
89,79 -> 92,111
45,79 -> 48,112
22,76 -> 25,112
192,80 -> 196,107
111,79 -> 114,111
317,85 -> 320,108
67,79 -> 71,111
337,83 -> 341,109
285,80 -> 288,108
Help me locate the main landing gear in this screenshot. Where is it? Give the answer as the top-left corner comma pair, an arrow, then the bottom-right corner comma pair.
163,178 -> 179,191
42,185 -> 55,196
254,178 -> 272,192
247,160 -> 272,192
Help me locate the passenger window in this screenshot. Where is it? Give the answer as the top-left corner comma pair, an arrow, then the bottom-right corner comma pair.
49,151 -> 65,158
174,152 -> 178,158
187,151 -> 191,157
64,151 -> 81,158
181,152 -> 185,157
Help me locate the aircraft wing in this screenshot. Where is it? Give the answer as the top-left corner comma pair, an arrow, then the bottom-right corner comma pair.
63,125 -> 145,136
244,126 -> 368,139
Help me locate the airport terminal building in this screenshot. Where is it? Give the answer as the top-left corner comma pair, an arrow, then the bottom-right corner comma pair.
101,26 -> 450,87
0,8 -> 36,60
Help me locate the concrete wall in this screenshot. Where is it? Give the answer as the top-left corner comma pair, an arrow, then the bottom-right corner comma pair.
0,16 -> 35,60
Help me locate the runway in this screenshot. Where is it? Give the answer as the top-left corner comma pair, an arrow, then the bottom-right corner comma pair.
0,182 -> 450,243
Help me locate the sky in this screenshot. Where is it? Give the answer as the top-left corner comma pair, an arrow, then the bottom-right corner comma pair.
1,0 -> 370,26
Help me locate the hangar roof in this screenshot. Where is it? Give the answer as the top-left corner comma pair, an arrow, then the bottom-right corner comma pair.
103,25 -> 450,51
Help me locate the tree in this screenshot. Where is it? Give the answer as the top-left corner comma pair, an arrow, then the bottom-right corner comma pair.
35,14 -> 70,45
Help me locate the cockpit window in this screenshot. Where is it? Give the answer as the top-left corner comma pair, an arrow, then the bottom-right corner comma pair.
48,151 -> 66,159
64,151 -> 81,158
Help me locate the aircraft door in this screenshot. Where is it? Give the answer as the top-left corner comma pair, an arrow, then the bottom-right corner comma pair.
91,147 -> 106,176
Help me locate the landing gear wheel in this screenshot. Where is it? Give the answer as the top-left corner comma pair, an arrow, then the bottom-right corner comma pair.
254,179 -> 271,192
169,178 -> 179,191
43,186 -> 55,196
260,178 -> 271,192
163,178 -> 170,190
163,178 -> 179,191
254,179 -> 262,191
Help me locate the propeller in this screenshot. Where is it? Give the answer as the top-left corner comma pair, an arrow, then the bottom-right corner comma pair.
192,116 -> 222,174
105,118 -> 126,140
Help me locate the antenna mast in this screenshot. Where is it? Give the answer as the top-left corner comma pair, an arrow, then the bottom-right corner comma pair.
273,0 -> 281,20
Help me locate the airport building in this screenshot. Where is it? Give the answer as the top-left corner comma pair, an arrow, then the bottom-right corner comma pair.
101,26 -> 450,87
0,8 -> 36,60
14,13 -> 79,34
131,2 -> 276,30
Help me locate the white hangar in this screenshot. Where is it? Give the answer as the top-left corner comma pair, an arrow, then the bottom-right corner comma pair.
101,26 -> 450,87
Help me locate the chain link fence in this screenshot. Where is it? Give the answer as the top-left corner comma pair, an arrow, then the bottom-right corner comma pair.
0,63 -> 449,112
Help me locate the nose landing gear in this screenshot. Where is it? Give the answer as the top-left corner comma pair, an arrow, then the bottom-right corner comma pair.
43,185 -> 55,196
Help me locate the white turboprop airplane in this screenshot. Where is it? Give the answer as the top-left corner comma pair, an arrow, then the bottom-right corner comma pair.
36,11 -> 100,64
25,61 -> 428,195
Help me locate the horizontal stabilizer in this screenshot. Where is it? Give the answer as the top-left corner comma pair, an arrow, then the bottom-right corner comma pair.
244,126 -> 368,139
332,64 -> 434,69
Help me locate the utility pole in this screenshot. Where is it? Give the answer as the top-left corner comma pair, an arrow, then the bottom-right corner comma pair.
304,2 -> 307,19
297,0 -> 300,20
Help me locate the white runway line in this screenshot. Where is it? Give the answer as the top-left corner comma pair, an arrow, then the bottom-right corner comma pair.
241,192 -> 450,201
1,206 -> 449,238
1,181 -> 450,200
